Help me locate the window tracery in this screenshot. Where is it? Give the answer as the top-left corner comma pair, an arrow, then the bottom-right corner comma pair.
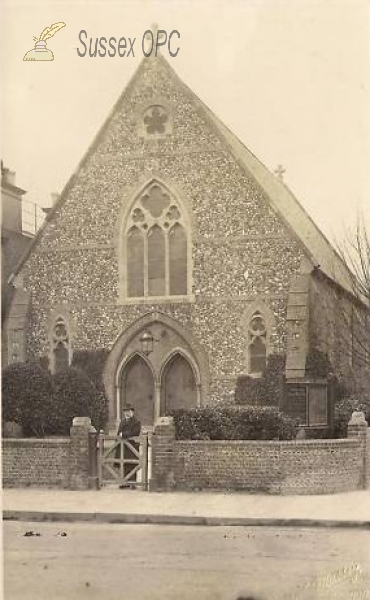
248,311 -> 267,375
51,316 -> 71,373
125,182 -> 188,298
143,105 -> 170,136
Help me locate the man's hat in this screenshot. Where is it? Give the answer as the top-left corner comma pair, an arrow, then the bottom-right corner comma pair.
122,404 -> 134,412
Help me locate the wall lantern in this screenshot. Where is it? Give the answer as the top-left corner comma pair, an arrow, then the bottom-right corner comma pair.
140,330 -> 154,355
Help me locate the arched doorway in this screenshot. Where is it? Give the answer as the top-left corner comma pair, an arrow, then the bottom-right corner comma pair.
120,355 -> 154,427
161,353 -> 197,415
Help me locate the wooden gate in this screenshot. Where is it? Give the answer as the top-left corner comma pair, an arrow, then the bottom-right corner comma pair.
98,433 -> 151,489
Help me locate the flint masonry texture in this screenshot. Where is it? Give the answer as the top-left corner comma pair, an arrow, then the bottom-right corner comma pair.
20,56 -> 303,403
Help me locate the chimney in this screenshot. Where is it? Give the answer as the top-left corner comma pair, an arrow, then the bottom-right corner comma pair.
43,192 -> 60,214
51,192 -> 60,206
1,166 -> 16,187
6,170 -> 16,186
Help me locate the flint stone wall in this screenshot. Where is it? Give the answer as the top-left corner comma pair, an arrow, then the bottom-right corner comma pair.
2,438 -> 70,488
151,413 -> 369,494
20,56 -> 304,403
172,438 -> 363,495
2,417 -> 95,490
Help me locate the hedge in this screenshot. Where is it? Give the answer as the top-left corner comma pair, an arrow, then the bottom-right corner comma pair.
50,367 -> 107,434
171,405 -> 298,441
2,360 -> 54,437
2,357 -> 109,437
71,349 -> 109,393
235,353 -> 286,408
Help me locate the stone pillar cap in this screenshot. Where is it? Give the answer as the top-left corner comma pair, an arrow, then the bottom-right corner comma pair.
155,416 -> 174,426
348,411 -> 367,426
72,416 -> 92,427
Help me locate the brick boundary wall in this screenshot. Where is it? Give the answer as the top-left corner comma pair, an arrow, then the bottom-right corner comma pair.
2,417 -> 97,489
2,438 -> 70,488
3,413 -> 369,494
151,413 -> 369,495
171,439 -> 362,494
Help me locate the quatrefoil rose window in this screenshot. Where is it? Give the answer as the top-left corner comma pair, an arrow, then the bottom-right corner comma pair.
143,105 -> 170,136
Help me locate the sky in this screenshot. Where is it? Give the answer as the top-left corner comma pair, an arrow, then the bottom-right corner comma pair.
1,0 -> 370,245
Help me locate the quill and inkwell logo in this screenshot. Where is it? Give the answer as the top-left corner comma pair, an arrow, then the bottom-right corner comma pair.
23,22 -> 66,61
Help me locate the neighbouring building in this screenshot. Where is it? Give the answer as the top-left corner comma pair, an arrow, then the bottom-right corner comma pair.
4,49 -> 369,432
1,163 -> 47,365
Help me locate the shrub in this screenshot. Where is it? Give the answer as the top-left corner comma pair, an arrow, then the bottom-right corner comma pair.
263,353 -> 286,408
305,348 -> 333,379
2,360 -> 54,437
234,376 -> 267,406
2,357 -> 109,437
51,367 -> 108,435
171,405 -> 298,441
71,349 -> 109,393
235,353 -> 286,408
334,393 -> 370,438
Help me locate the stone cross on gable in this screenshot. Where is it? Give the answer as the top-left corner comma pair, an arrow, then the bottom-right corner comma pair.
144,23 -> 166,55
274,164 -> 286,180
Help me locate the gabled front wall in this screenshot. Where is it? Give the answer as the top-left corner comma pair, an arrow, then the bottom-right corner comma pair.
20,56 -> 306,403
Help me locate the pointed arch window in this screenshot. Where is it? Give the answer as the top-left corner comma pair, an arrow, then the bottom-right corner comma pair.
127,227 -> 144,297
247,311 -> 268,376
51,316 -> 71,373
148,225 -> 165,296
124,182 -> 189,299
169,223 -> 187,295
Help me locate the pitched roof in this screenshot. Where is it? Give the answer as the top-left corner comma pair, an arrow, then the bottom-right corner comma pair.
168,60 -> 355,296
12,54 -> 356,297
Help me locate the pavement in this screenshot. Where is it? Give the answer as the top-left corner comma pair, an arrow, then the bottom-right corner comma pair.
3,487 -> 370,528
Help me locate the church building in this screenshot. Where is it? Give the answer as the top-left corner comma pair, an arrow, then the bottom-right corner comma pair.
4,49 -> 368,432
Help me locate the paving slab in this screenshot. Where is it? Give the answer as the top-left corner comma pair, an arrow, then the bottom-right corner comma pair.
3,488 -> 370,528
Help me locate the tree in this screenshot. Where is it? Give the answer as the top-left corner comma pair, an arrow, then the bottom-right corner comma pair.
308,214 -> 369,397
335,215 -> 370,370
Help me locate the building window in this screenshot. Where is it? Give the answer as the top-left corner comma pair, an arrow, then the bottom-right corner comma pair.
143,105 -> 169,135
248,311 -> 267,375
169,223 -> 187,295
127,227 -> 144,297
51,316 -> 71,373
124,182 -> 189,299
8,329 -> 24,364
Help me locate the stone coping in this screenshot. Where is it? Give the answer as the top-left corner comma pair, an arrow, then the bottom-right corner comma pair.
2,437 -> 70,445
174,438 -> 359,446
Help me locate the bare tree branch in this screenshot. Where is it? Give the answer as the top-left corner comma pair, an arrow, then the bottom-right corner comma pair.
333,213 -> 370,370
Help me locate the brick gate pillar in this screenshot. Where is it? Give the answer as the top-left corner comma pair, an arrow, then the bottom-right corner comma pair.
150,416 -> 175,491
348,411 -> 369,489
69,416 -> 96,490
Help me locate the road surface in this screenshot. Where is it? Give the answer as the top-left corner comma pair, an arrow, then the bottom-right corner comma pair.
4,521 -> 370,600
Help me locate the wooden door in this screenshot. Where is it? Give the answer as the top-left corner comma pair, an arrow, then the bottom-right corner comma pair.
121,355 -> 154,426
161,354 -> 197,414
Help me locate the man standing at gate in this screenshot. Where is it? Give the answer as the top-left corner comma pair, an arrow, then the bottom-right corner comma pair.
116,405 -> 141,488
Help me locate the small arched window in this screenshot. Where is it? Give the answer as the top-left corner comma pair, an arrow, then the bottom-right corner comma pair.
247,310 -> 268,376
124,182 -> 189,299
51,316 -> 71,373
